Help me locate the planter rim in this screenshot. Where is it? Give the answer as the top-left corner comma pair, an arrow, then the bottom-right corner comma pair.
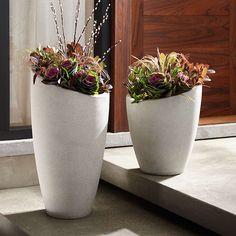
127,85 -> 201,104
35,79 -> 110,99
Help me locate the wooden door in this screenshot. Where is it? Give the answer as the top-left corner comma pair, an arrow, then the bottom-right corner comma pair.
110,0 -> 236,132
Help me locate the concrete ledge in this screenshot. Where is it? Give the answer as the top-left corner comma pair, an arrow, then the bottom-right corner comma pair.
0,133 -> 132,158
0,139 -> 34,158
196,123 -> 236,139
1,124 -> 236,157
0,155 -> 38,189
101,138 -> 236,236
106,132 -> 132,147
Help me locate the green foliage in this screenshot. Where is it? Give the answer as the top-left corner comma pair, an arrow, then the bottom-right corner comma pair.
127,50 -> 214,103
29,44 -> 112,95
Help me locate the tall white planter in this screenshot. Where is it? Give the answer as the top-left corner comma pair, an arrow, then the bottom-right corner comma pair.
126,86 -> 202,175
31,80 -> 109,219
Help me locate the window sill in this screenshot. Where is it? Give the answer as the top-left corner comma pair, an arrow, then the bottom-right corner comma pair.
1,124 -> 236,158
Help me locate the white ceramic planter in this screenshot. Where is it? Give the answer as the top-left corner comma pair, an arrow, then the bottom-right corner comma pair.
126,86 -> 202,175
31,80 -> 109,219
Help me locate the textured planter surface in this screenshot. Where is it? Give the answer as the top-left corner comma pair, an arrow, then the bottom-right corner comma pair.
126,86 -> 202,175
31,80 -> 109,219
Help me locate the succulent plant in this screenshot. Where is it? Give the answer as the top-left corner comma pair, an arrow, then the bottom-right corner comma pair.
29,0 -> 121,95
29,45 -> 111,95
127,50 -> 214,102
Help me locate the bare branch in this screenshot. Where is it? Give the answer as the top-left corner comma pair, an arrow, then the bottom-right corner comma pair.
73,0 -> 80,43
94,4 -> 111,45
58,0 -> 66,51
83,20 -> 97,55
85,4 -> 111,55
102,40 -> 122,61
76,0 -> 101,44
49,1 -> 64,52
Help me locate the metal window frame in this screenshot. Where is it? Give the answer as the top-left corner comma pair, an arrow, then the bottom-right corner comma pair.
0,0 -> 32,141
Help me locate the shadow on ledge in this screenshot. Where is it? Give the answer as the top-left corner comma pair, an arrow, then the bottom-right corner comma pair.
5,181 -> 217,236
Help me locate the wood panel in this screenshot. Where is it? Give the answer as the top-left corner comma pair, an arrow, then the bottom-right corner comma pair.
143,0 -> 229,16
141,0 -> 234,118
199,115 -> 236,125
131,0 -> 144,59
230,0 -> 236,114
109,0 -> 131,132
111,0 -> 236,131
144,16 -> 229,49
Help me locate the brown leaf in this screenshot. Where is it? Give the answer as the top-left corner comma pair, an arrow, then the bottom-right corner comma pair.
43,46 -> 54,54
67,42 -> 83,57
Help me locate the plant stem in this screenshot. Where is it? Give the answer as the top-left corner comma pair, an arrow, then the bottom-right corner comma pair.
58,0 -> 66,51
102,40 -> 122,61
50,1 -> 64,52
76,0 -> 101,44
86,4 -> 111,56
73,0 -> 80,44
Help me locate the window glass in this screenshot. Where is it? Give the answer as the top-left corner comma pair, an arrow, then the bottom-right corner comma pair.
9,0 -> 87,127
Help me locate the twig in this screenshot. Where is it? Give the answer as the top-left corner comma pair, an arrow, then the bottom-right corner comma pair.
58,0 -> 66,51
85,12 -> 109,55
76,0 -> 101,44
94,4 -> 111,45
86,4 -> 111,55
50,1 -> 64,52
83,20 -> 98,55
89,14 -> 109,54
73,0 -> 80,44
102,40 -> 122,61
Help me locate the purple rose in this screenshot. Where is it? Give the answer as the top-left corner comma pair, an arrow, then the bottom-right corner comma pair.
61,60 -> 73,70
177,72 -> 192,87
177,72 -> 189,82
149,74 -> 162,85
81,75 -> 97,88
75,70 -> 85,78
45,67 -> 59,80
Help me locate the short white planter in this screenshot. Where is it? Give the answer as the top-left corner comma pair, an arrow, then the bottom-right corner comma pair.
31,80 -> 109,219
126,85 -> 202,175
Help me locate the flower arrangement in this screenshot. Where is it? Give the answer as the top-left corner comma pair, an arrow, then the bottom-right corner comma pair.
29,0 -> 120,95
127,50 -> 215,102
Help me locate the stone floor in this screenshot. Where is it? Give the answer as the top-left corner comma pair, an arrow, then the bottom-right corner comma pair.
101,138 -> 236,235
1,137 -> 236,235
0,181 -> 216,236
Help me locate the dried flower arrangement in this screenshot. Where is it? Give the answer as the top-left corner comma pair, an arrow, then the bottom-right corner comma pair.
29,0 -> 120,95
127,50 -> 215,103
